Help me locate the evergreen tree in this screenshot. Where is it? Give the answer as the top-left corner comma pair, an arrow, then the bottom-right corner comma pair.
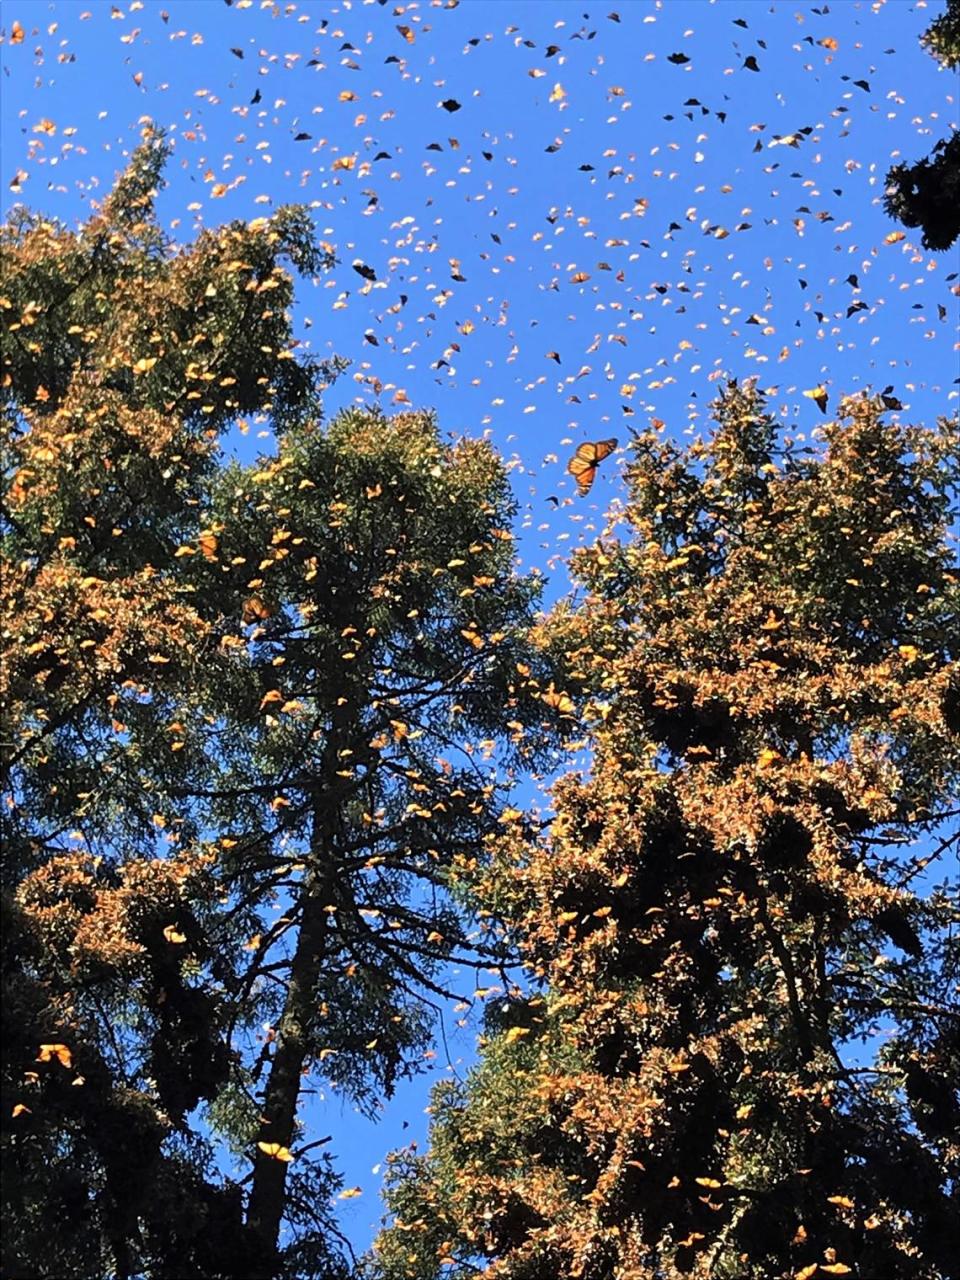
3,129 -> 552,1278
195,406 -> 551,1279
885,0 -> 960,251
371,384 -> 960,1280
3,122 -> 330,1280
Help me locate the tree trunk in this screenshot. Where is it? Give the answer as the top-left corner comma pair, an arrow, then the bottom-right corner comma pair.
244,876 -> 330,1278
244,694 -> 358,1280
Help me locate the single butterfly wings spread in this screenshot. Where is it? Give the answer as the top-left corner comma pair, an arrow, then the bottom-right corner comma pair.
567,438 -> 618,496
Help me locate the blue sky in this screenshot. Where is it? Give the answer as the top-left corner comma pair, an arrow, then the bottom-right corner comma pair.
3,0 -> 957,1256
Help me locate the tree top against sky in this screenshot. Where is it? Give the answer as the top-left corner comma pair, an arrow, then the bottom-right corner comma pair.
2,2 -> 956,546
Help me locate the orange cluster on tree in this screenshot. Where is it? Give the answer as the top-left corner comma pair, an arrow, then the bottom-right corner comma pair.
1,126 -> 346,1280
372,382 -> 959,1280
2,132 -> 560,1280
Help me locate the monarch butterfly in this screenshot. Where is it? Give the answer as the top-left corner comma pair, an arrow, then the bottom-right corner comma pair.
198,531 -> 219,561
542,686 -> 575,715
257,1141 -> 294,1162
566,438 -> 617,496
242,596 -> 272,624
803,385 -> 828,413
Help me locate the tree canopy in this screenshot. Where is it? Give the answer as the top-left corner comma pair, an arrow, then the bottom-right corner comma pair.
2,131 -> 557,1280
3,6 -> 958,1273
884,0 -> 960,251
371,384 -> 960,1280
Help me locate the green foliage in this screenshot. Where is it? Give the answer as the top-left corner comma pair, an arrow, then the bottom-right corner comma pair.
370,385 -> 960,1280
884,132 -> 960,253
923,0 -> 960,66
2,134 -> 554,1279
884,0 -> 960,250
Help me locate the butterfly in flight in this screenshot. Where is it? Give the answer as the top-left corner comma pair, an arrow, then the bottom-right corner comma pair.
567,438 -> 618,496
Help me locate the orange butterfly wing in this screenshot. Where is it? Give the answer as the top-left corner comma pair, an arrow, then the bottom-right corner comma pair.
568,460 -> 598,495
575,470 -> 598,496
242,596 -> 272,624
567,439 -> 617,495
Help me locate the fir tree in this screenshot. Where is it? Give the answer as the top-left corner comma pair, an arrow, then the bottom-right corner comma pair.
371,384 -> 960,1280
3,128 -> 553,1279
885,0 -> 960,251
